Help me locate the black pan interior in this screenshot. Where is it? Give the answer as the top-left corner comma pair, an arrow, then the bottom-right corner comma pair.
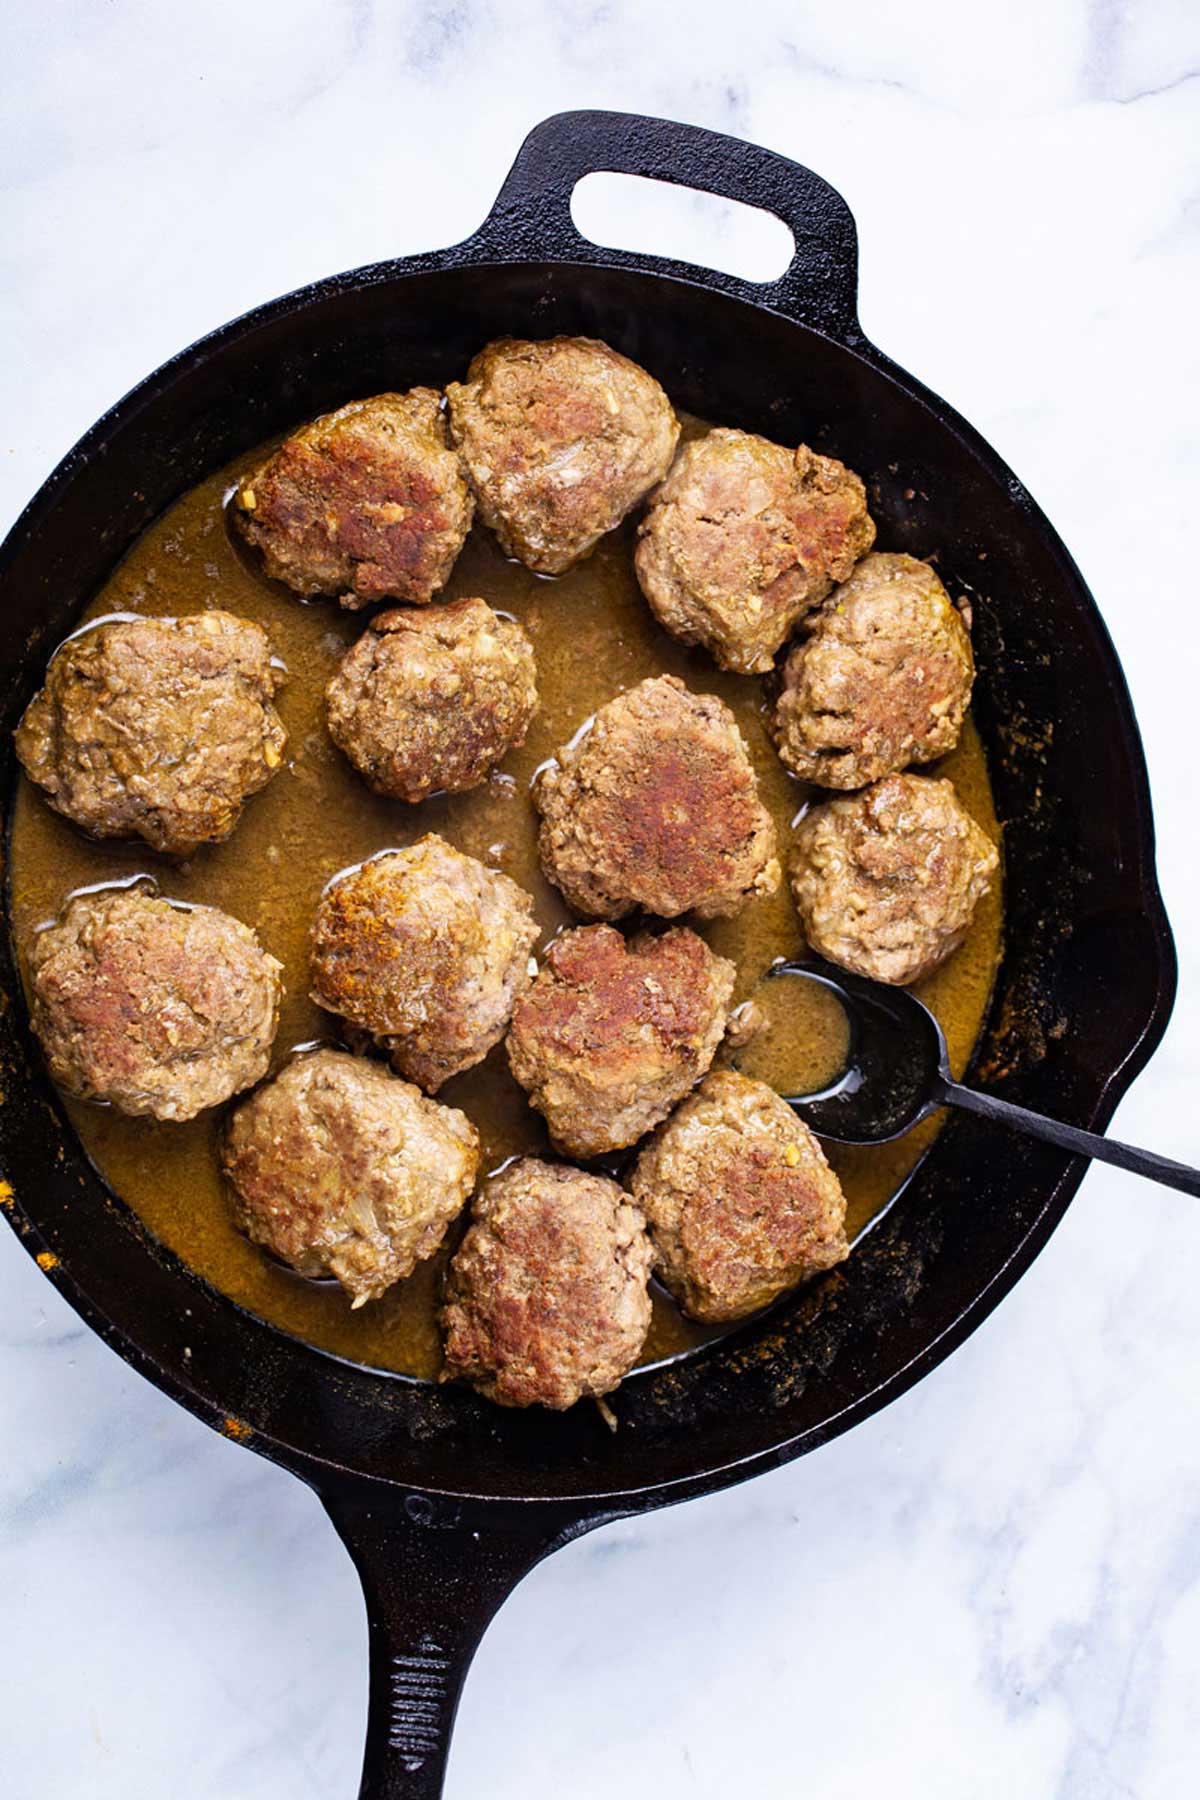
0,256 -> 1174,1506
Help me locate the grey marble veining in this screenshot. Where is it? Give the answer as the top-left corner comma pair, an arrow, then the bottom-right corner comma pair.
1,3 -> 1198,1795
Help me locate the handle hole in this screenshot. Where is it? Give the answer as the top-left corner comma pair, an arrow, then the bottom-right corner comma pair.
570,172 -> 795,286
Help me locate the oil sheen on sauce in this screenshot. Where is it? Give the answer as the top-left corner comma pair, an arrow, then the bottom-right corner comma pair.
7,430 -> 1004,1382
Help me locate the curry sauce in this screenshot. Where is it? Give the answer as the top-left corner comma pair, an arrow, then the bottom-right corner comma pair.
7,432 -> 1003,1379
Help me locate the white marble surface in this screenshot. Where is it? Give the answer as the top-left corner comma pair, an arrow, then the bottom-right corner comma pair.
2,3 -> 1199,1795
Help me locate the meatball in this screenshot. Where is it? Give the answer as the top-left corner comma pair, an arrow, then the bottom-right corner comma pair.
440,1158 -> 653,1409
15,611 -> 287,857
445,337 -> 679,574
790,773 -> 998,986
231,390 -> 473,609
309,835 -> 538,1092
630,1068 -> 848,1323
635,429 -> 875,674
507,925 -> 736,1157
773,553 -> 975,788
222,1048 -> 479,1307
325,596 -> 537,801
28,885 -> 282,1121
533,675 -> 780,921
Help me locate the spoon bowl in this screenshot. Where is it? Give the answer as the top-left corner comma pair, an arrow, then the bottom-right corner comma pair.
766,961 -> 951,1144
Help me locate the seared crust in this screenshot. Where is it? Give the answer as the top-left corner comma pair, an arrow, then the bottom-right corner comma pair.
309,835 -> 538,1092
325,596 -> 537,801
222,1048 -> 479,1307
630,1068 -> 848,1323
445,336 -> 679,574
506,924 -> 736,1157
790,773 -> 998,985
15,611 -> 287,857
28,885 -> 283,1121
231,390 -> 473,609
440,1157 -> 653,1408
635,429 -> 875,674
773,553 -> 974,788
533,675 -> 780,921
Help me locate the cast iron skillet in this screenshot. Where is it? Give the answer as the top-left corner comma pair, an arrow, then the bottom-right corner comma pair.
0,111 -> 1176,1797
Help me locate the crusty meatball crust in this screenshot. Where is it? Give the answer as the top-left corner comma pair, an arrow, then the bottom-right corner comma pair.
790,773 -> 998,986
15,611 -> 287,857
630,1068 -> 848,1323
507,924 -> 736,1157
222,1048 -> 479,1307
773,553 -> 974,788
325,596 -> 537,802
446,336 -> 679,575
232,390 -> 473,609
533,675 -> 780,921
635,429 -> 875,674
440,1157 -> 653,1409
28,885 -> 283,1121
309,835 -> 538,1092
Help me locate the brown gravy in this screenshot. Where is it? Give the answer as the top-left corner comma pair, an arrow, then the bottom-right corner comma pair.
7,430 -> 1003,1380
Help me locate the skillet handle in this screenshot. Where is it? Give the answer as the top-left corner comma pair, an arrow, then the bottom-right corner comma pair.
473,108 -> 860,340
322,1488 -> 599,1799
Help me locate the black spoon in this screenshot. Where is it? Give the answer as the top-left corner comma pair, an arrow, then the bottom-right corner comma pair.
769,960 -> 1200,1198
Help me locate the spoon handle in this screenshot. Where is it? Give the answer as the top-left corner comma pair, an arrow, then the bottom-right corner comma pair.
938,1079 -> 1200,1198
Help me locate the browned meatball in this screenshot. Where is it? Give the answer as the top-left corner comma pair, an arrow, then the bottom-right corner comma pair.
325,596 -> 537,801
222,1048 -> 478,1307
445,337 -> 679,574
507,925 -> 736,1157
790,773 -> 998,986
309,835 -> 538,1092
533,676 -> 780,921
15,611 -> 286,857
28,885 -> 283,1121
773,553 -> 975,788
440,1158 -> 653,1409
635,429 -> 875,674
630,1068 -> 848,1323
231,390 -> 473,609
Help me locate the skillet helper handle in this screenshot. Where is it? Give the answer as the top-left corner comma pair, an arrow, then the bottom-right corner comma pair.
938,1079 -> 1200,1198
324,1491 -> 577,1799
478,108 -> 861,338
